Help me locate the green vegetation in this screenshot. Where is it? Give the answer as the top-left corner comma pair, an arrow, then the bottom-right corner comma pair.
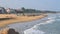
16,7 -> 57,13
0,7 -> 7,14
0,7 -> 57,14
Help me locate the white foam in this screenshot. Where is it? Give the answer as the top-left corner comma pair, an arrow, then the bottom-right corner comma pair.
24,28 -> 45,34
31,19 -> 55,30
36,19 -> 55,26
48,17 -> 56,20
48,18 -> 52,19
24,17 -> 55,34
46,19 -> 55,23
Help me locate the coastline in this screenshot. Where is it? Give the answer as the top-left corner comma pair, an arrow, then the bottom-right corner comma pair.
0,14 -> 47,27
0,14 -> 47,34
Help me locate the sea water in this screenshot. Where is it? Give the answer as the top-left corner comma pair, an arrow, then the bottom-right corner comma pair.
24,13 -> 60,34
7,13 -> 59,34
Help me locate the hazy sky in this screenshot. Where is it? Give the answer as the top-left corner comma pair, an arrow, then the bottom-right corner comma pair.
0,0 -> 60,11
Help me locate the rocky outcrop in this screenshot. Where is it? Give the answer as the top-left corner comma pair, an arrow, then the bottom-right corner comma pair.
0,28 -> 19,34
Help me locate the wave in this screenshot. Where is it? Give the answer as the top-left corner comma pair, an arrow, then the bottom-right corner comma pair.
24,17 -> 55,34
24,26 -> 45,34
48,17 -> 56,19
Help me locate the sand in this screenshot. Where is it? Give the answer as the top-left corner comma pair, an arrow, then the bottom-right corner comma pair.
0,14 -> 47,34
0,14 -> 47,27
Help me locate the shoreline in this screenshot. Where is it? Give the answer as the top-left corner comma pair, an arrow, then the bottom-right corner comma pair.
0,14 -> 47,27
0,15 -> 47,34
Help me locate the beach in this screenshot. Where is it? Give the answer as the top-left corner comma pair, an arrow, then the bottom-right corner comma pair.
0,14 -> 47,34
0,14 -> 47,27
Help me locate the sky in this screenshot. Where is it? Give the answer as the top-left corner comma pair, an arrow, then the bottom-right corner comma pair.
0,0 -> 60,11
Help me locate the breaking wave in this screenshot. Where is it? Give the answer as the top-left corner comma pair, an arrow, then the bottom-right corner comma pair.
24,16 -> 60,34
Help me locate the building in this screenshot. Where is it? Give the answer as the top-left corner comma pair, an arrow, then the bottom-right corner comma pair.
6,8 -> 17,14
0,7 -> 7,14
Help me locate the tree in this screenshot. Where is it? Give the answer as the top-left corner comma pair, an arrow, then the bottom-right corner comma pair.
21,7 -> 25,16
0,7 -> 7,14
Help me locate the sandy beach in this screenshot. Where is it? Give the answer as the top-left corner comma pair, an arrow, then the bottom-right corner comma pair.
0,14 -> 47,34
0,14 -> 47,27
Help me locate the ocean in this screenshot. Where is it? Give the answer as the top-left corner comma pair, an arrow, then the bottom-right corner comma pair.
7,13 -> 60,34
24,13 -> 60,34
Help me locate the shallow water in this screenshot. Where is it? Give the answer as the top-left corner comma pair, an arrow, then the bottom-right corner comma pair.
24,13 -> 60,34
7,16 -> 48,34
6,13 -> 59,34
